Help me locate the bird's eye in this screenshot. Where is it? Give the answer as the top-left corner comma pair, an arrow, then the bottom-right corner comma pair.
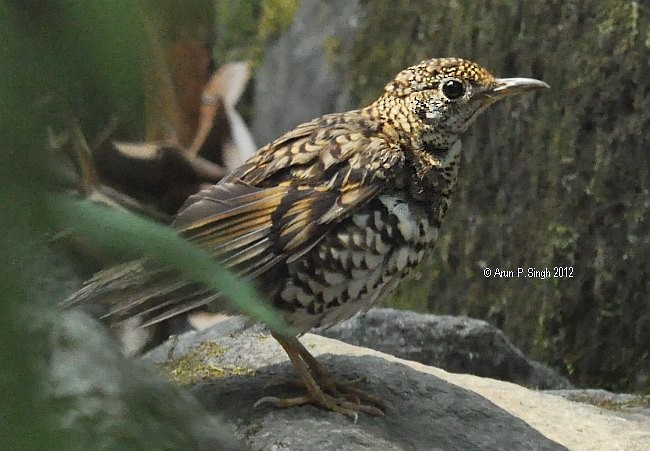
440,78 -> 466,100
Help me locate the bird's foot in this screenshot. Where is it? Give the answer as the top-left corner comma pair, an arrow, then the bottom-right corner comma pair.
255,334 -> 389,421
254,382 -> 384,423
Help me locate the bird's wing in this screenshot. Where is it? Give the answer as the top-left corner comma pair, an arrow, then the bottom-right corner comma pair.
63,112 -> 403,327
175,111 -> 403,273
174,180 -> 379,276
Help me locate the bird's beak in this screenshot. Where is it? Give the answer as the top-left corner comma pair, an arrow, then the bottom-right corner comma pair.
483,77 -> 550,103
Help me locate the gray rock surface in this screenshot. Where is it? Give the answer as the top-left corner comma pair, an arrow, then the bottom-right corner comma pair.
252,0 -> 360,145
145,323 -> 565,451
319,308 -> 572,389
547,389 -> 650,421
145,319 -> 650,450
193,356 -> 564,451
44,310 -> 247,450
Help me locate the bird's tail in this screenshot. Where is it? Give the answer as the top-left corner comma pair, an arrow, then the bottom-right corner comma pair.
61,258 -> 221,329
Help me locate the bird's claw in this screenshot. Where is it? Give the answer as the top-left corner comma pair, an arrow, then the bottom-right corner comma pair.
254,388 -> 385,423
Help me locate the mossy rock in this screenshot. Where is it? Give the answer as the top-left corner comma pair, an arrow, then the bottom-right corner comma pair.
340,0 -> 650,393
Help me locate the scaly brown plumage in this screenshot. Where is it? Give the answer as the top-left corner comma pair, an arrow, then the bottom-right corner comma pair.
62,58 -> 548,420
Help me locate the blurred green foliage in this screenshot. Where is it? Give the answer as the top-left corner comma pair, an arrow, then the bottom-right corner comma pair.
51,197 -> 290,333
347,0 -> 650,393
0,2 -> 289,448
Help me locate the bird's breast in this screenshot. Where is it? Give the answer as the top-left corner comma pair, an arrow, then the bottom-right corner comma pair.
278,194 -> 439,332
407,139 -> 462,224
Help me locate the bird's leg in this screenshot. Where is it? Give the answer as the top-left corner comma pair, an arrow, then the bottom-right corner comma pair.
254,333 -> 387,420
289,336 -> 388,407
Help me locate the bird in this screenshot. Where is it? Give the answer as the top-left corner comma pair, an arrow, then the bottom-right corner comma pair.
62,57 -> 548,420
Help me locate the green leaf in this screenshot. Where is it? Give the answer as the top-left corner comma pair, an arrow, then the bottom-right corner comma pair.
50,196 -> 293,335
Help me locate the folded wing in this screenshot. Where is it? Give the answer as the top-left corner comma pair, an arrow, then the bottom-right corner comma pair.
62,111 -> 403,328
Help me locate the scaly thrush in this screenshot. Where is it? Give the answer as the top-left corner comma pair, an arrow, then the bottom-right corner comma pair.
63,58 -> 548,420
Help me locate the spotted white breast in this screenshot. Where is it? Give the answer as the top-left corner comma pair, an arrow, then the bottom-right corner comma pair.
280,193 -> 439,332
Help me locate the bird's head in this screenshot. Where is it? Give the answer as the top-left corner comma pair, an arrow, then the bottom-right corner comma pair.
380,58 -> 549,149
